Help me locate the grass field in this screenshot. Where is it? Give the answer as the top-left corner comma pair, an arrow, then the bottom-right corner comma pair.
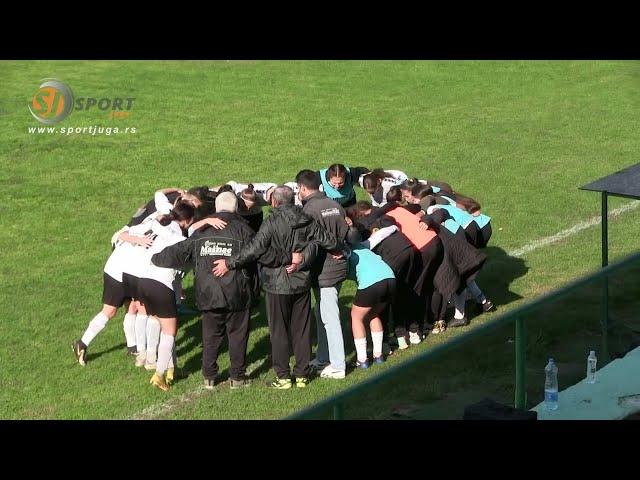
1,60 -> 639,419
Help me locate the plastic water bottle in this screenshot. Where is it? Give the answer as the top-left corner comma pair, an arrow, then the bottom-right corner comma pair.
544,358 -> 558,410
586,350 -> 597,384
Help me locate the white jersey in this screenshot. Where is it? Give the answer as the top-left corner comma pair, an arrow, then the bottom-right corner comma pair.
224,181 -> 276,202
121,221 -> 158,279
383,170 -> 409,185
111,191 -> 175,247
358,170 -> 408,188
358,170 -> 409,207
104,221 -> 153,282
283,182 -> 303,206
223,181 -> 277,213
153,191 -> 174,215
126,190 -> 174,228
140,220 -> 186,290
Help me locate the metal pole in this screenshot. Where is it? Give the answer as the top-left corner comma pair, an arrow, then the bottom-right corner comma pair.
332,402 -> 344,420
601,192 -> 610,363
515,317 -> 526,410
602,274 -> 610,363
602,192 -> 608,267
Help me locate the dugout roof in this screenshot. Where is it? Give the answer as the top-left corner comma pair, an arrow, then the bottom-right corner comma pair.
580,162 -> 640,200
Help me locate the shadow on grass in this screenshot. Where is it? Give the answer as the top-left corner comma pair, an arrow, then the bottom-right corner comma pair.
86,342 -> 127,362
476,245 -> 529,310
333,245 -> 529,343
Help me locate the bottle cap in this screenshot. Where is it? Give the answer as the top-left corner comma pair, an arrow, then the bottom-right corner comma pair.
590,350 -> 595,356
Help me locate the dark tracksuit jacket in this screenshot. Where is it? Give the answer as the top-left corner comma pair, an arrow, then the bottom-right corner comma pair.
150,212 -> 290,311
301,191 -> 349,288
226,203 -> 341,295
150,212 -> 257,311
420,207 -> 487,300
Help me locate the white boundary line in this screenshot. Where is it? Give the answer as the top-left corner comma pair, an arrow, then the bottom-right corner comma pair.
129,357 -> 266,420
131,385 -> 207,420
130,200 -> 639,420
508,201 -> 640,257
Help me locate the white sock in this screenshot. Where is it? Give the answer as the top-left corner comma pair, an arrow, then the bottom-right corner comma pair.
135,314 -> 149,356
123,313 -> 137,348
454,293 -> 466,320
354,337 -> 368,363
371,331 -> 384,358
146,317 -> 161,363
81,312 -> 109,346
156,333 -> 175,376
397,336 -> 408,349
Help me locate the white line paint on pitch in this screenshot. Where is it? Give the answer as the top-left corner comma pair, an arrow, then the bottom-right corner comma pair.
131,201 -> 639,420
129,357 -> 266,420
508,201 -> 640,257
131,385 -> 208,420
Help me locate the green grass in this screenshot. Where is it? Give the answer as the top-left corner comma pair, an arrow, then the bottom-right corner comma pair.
0,60 -> 639,419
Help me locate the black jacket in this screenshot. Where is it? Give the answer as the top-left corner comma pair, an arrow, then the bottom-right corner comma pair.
433,227 -> 487,302
301,191 -> 349,288
151,212 -> 289,311
226,203 -> 340,295
417,207 -> 487,301
354,217 -> 418,284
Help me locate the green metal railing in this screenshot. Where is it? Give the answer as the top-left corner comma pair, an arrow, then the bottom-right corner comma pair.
287,250 -> 640,420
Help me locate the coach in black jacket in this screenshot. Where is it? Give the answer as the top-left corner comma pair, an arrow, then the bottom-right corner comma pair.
213,185 -> 341,388
296,169 -> 349,377
151,192 -> 289,389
